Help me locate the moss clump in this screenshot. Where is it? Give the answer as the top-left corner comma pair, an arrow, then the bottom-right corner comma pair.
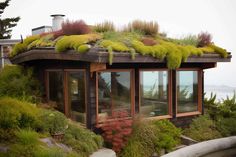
77,44 -> 91,53
100,40 -> 130,52
209,44 -> 228,58
11,35 -> 40,56
108,46 -> 113,65
55,34 -> 101,52
130,48 -> 136,60
28,34 -> 54,49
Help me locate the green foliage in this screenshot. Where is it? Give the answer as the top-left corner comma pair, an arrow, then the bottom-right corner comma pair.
8,129 -> 39,157
100,39 -> 130,52
77,44 -> 90,53
37,109 -> 68,134
34,147 -> 69,157
130,48 -> 136,60
28,34 -> 55,49
204,93 -> 236,137
183,115 -> 222,141
55,34 -> 101,52
0,97 -> 38,131
63,122 -> 103,157
209,44 -> 228,58
0,0 -> 20,39
169,35 -> 199,46
94,21 -> 115,32
11,35 -> 40,56
121,119 -> 181,157
108,46 -> 113,65
0,65 -> 41,102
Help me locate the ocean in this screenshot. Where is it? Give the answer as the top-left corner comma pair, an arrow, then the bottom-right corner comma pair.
204,85 -> 236,101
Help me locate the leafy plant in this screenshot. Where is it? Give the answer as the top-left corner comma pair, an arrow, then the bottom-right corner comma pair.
94,21 -> 115,32
121,119 -> 181,157
97,111 -> 133,153
0,65 -> 41,102
183,115 -> 222,141
62,20 -> 91,35
38,109 -> 68,135
63,122 -> 103,157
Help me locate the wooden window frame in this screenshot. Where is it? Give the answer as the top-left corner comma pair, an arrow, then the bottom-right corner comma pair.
175,68 -> 202,117
139,69 -> 172,120
96,69 -> 135,122
45,69 -> 87,124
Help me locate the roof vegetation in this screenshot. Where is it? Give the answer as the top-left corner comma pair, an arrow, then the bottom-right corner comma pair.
11,20 -> 228,69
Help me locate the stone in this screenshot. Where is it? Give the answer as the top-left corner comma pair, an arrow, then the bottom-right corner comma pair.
90,148 -> 116,157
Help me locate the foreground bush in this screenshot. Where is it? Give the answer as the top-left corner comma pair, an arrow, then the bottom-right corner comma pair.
0,97 -> 39,142
121,119 -> 181,157
183,115 -> 221,141
63,122 -> 103,157
0,65 -> 40,103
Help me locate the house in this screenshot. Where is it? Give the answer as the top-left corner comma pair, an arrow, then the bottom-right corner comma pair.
10,16 -> 231,129
0,39 -> 21,69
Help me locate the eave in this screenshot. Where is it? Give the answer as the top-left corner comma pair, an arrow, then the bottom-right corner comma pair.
10,47 -> 232,65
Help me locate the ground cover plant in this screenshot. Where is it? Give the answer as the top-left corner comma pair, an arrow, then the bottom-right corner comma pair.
11,20 -> 228,69
183,93 -> 236,141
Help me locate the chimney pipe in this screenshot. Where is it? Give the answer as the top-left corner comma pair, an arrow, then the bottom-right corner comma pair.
51,14 -> 65,31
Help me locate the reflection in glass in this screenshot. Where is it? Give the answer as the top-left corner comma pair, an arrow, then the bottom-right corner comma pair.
48,71 -> 64,112
98,71 -> 131,120
177,71 -> 198,113
140,71 -> 169,117
68,72 -> 86,124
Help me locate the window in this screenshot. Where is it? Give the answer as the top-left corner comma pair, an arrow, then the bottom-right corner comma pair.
67,71 -> 86,124
97,70 -> 133,120
176,70 -> 200,114
47,71 -> 64,112
140,70 -> 170,118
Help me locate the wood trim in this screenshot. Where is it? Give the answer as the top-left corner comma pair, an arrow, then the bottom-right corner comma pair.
64,69 -> 87,124
143,115 -> 172,120
176,111 -> 201,117
96,69 -> 135,122
138,69 -> 172,119
175,68 -> 203,117
64,70 -> 69,116
45,71 -> 49,101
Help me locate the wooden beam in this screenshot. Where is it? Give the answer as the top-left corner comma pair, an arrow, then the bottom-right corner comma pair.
90,63 -> 106,77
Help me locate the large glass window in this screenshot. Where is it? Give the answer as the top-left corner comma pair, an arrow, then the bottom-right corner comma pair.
67,71 -> 86,124
48,71 -> 64,112
140,71 -> 169,117
98,71 -> 132,120
177,71 -> 198,113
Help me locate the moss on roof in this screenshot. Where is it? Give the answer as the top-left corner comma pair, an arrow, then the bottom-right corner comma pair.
11,26 -> 228,69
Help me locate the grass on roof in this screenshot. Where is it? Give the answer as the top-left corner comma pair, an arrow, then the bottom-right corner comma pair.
11,20 -> 228,69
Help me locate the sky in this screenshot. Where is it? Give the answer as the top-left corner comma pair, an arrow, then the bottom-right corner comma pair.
2,0 -> 236,87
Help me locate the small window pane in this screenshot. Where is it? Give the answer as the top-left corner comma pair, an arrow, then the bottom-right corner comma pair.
48,71 -> 64,112
140,71 -> 169,117
177,71 -> 198,113
98,71 -> 131,120
68,71 -> 86,124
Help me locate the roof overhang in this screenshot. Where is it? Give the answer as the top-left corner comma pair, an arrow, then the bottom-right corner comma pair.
10,48 -> 232,65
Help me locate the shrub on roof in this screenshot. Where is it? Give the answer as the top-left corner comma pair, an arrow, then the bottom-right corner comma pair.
126,20 -> 159,37
197,32 -> 212,47
11,35 -> 40,56
62,20 -> 91,35
94,21 -> 115,32
28,34 -> 55,49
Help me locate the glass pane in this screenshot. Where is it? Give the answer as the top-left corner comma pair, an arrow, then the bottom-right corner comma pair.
177,71 -> 198,113
48,71 -> 64,112
98,71 -> 131,120
68,71 -> 86,124
140,71 -> 169,117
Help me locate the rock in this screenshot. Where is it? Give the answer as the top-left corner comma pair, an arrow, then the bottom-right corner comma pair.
40,137 -> 72,152
90,148 -> 116,157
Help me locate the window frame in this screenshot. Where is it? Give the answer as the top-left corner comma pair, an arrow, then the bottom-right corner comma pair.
96,69 -> 135,122
175,68 -> 202,117
45,69 -> 87,124
139,69 -> 172,120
